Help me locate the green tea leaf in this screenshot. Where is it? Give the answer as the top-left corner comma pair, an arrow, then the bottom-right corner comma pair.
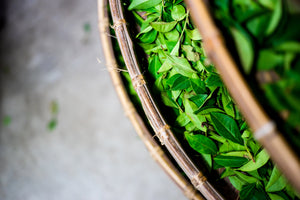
184,97 -> 207,131
171,75 -> 191,90
148,54 -> 162,78
189,94 -> 208,108
128,0 -> 161,10
210,112 -> 243,145
214,155 -> 248,167
166,54 -> 197,78
239,149 -> 270,171
257,50 -> 284,70
175,112 -> 190,126
195,106 -> 224,115
265,166 -> 287,192
139,29 -> 158,43
186,29 -> 202,40
171,5 -> 186,21
150,21 -> 177,33
231,28 -> 254,74
266,0 -> 282,35
158,58 -> 173,73
228,176 -> 246,191
268,193 -> 285,200
240,183 -> 269,200
185,132 -> 218,154
275,41 -> 300,52
165,29 -> 180,41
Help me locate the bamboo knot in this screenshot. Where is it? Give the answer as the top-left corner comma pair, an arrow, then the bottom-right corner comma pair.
132,74 -> 146,89
254,121 -> 276,140
191,173 -> 207,189
156,125 -> 171,145
111,18 -> 126,30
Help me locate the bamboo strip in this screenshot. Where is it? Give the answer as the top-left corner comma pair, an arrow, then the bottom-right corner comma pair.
97,1 -> 204,199
107,0 -> 224,199
184,0 -> 300,193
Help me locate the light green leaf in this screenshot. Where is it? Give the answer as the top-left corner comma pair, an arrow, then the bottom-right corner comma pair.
171,5 -> 186,21
150,21 -> 177,33
182,45 -> 200,62
238,149 -> 270,171
210,112 -> 243,145
184,97 -> 207,131
228,176 -> 246,191
166,54 -> 197,78
185,132 -> 218,154
266,0 -> 282,35
128,0 -> 161,10
186,29 -> 202,40
268,193 -> 285,200
275,41 -> 300,52
265,166 -> 287,192
175,112 -> 190,126
165,29 -> 180,41
158,58 -> 173,73
231,28 -> 254,74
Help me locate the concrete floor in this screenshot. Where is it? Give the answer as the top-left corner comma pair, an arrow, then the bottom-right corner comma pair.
0,0 -> 185,199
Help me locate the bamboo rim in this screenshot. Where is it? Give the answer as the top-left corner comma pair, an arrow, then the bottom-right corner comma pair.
97,1 -> 204,199
184,0 -> 300,193
107,0 -> 225,199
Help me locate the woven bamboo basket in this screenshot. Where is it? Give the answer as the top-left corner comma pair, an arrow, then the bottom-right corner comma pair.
98,0 -> 300,199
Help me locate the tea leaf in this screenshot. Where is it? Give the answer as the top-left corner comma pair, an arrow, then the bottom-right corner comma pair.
186,29 -> 202,40
150,21 -> 177,33
166,54 -> 197,78
175,112 -> 190,126
266,0 -> 282,35
239,149 -> 270,171
128,0 -> 161,10
171,5 -> 186,21
185,132 -> 218,154
265,166 -> 287,192
210,112 -> 243,145
214,155 -> 248,167
231,28 -> 254,74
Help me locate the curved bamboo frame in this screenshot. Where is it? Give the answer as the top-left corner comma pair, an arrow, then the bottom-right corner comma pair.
106,0 -> 225,199
184,0 -> 300,193
98,1 -> 204,199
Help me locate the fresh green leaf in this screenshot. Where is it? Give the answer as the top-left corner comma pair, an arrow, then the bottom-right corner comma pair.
265,166 -> 287,192
128,0 -> 161,10
228,176 -> 247,191
231,28 -> 254,74
210,112 -> 243,145
214,155 -> 248,167
175,112 -> 190,126
268,193 -> 285,200
186,29 -> 202,40
185,132 -> 218,154
171,75 -> 191,90
266,0 -> 282,35
239,149 -> 270,171
189,94 -> 208,108
166,54 -> 197,78
257,50 -> 284,70
165,29 -> 180,41
150,21 -> 177,33
171,5 -> 186,21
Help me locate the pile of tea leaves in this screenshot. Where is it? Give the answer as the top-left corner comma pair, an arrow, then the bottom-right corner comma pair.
211,0 -> 300,150
126,0 -> 299,199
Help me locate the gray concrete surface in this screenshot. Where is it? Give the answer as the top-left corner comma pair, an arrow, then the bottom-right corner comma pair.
0,0 -> 185,199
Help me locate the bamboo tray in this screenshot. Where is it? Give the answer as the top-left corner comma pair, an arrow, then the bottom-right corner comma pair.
99,0 -> 300,199
98,0 -> 204,199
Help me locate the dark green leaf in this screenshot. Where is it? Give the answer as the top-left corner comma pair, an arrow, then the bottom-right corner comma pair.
171,75 -> 191,90
214,155 -> 248,167
189,94 -> 208,108
240,183 -> 269,200
185,132 -> 218,154
210,112 -> 243,145
257,50 -> 283,70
